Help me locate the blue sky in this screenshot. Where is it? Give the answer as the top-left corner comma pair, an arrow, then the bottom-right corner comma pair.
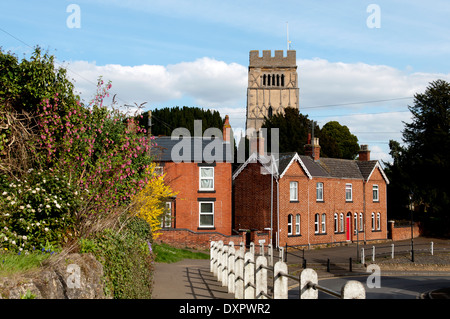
1,0 -> 450,162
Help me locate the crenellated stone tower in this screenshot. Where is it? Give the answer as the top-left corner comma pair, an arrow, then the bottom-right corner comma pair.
246,50 -> 299,134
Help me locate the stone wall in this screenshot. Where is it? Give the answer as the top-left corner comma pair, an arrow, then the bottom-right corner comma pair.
0,253 -> 107,299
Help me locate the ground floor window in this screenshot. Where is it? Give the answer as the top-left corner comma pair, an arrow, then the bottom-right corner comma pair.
295,214 -> 301,235
288,214 -> 293,235
199,202 -> 214,228
161,202 -> 172,228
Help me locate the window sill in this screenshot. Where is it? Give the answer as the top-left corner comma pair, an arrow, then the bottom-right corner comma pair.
197,227 -> 215,230
316,200 -> 324,203
288,234 -> 302,238
372,229 -> 382,232
314,232 -> 328,236
198,190 -> 216,193
290,200 -> 299,203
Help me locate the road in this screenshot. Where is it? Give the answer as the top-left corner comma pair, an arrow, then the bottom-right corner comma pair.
288,275 -> 450,299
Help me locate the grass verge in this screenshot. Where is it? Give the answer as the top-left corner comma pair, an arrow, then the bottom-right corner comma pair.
0,249 -> 54,276
153,243 -> 209,263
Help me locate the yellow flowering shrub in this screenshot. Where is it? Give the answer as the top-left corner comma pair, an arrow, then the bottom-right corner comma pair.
132,163 -> 176,238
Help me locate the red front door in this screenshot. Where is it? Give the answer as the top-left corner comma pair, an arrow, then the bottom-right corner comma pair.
346,216 -> 351,241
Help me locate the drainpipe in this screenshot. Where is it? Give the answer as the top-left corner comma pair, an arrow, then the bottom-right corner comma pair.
363,181 -> 366,244
307,177 -> 310,248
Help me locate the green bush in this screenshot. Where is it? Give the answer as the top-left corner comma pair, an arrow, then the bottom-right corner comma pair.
0,169 -> 78,253
79,217 -> 153,299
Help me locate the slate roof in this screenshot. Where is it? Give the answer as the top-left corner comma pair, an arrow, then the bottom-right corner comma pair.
152,136 -> 233,163
233,152 -> 388,183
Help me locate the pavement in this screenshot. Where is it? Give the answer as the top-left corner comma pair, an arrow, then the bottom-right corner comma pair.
151,236 -> 450,299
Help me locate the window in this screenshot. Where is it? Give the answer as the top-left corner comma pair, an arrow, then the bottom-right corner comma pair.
340,213 -> 344,232
199,202 -> 214,228
321,213 -> 326,233
290,181 -> 298,201
155,166 -> 164,176
161,202 -> 172,228
288,214 -> 293,235
359,213 -> 364,232
371,213 -> 375,230
199,167 -> 214,190
316,182 -> 324,201
334,213 -> 338,233
295,214 -> 301,235
354,213 -> 358,234
314,214 -> 319,234
377,213 -> 381,230
345,184 -> 352,201
373,185 -> 379,202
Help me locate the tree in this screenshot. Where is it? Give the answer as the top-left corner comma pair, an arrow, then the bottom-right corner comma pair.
386,80 -> 450,236
261,108 -> 359,159
320,121 -> 359,159
261,107 -> 313,155
138,106 -> 225,137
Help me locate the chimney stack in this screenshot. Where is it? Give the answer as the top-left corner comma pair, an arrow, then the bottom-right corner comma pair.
358,144 -> 371,161
222,115 -> 231,143
249,131 -> 265,156
305,135 -> 320,161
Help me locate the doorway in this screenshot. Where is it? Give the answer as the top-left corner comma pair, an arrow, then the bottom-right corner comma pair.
346,213 -> 352,241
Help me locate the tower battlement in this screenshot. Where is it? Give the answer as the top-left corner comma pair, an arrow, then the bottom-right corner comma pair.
249,50 -> 297,68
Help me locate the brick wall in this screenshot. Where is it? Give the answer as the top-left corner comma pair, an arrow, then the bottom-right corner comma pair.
233,159 -> 388,248
388,221 -> 420,241
163,161 -> 232,236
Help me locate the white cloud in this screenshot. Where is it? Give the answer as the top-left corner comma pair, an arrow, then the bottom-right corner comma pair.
66,57 -> 247,108
65,56 -> 449,162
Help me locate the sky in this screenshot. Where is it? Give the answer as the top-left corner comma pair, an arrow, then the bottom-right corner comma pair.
1,0 -> 450,163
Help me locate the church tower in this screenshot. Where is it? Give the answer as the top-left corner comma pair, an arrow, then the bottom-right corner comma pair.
245,50 -> 299,134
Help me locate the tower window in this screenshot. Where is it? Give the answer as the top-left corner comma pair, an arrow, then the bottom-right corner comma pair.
268,106 -> 273,118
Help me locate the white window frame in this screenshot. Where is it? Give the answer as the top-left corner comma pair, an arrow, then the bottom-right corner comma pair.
199,167 -> 214,191
354,213 -> 358,234
199,201 -> 214,228
321,213 -> 326,233
359,213 -> 364,232
334,213 -> 338,233
295,214 -> 301,235
288,214 -> 293,235
377,213 -> 381,230
371,212 -> 375,230
373,185 -> 379,202
345,184 -> 353,202
154,166 -> 164,176
290,181 -> 298,201
314,214 -> 319,234
161,202 -> 172,228
340,213 -> 344,232
316,182 -> 324,201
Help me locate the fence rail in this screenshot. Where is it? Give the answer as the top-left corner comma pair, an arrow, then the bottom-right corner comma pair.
210,240 -> 366,299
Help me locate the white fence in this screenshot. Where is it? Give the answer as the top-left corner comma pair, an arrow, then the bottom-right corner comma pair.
210,240 -> 366,299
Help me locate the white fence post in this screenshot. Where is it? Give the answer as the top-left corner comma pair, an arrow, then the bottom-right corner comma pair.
341,280 -> 366,299
210,241 -> 216,273
268,244 -> 273,266
228,243 -> 235,294
431,241 -> 434,255
300,268 -> 318,299
255,255 -> 268,299
361,248 -> 365,264
250,242 -> 255,255
274,261 -> 288,299
221,245 -> 228,287
391,243 -> 395,259
372,246 -> 376,262
235,249 -> 245,299
244,251 -> 255,299
217,241 -> 224,281
279,246 -> 285,262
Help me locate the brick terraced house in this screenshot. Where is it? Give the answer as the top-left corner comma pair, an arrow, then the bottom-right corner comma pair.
232,137 -> 389,248
151,116 -> 247,248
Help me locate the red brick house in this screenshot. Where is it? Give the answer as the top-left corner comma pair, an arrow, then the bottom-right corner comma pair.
232,137 -> 389,248
151,117 -> 245,248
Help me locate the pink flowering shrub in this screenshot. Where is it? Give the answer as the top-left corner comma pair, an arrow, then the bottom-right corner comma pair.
37,79 -> 155,229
